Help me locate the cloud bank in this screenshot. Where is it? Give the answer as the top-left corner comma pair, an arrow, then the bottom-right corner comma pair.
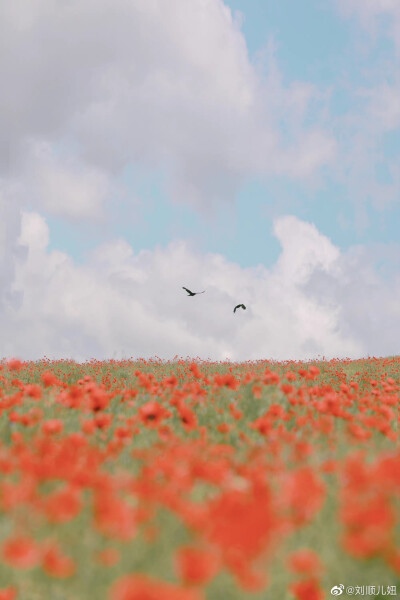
0,211 -> 396,362
0,0 -> 335,218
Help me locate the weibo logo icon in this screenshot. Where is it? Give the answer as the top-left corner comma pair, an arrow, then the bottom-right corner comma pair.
331,585 -> 345,596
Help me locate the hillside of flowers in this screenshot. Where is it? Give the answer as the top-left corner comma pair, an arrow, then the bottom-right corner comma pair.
0,355 -> 399,599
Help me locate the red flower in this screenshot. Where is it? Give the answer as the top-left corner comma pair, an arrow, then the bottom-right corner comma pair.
263,370 -> 280,385
7,359 -> 23,372
82,419 -> 96,435
24,383 -> 42,400
139,401 -> 166,427
213,373 -> 240,389
2,535 -> 40,569
178,404 -> 198,431
252,385 -> 262,398
109,574 -> 203,600
387,549 -> 400,574
206,481 -> 275,564
281,383 -> 294,394
189,363 -> 203,379
164,375 -> 178,388
94,413 -> 113,430
250,415 -> 273,435
43,485 -> 82,523
340,494 -> 395,558
229,403 -> 243,420
282,468 -> 326,526
285,371 -> 297,381
114,426 -> 132,440
42,419 -> 63,435
89,388 -> 110,412
347,422 -> 371,441
176,546 -> 220,585
287,549 -> 323,575
290,578 -> 324,600
94,493 -> 137,541
308,366 -> 320,379
41,370 -> 59,387
217,423 -> 231,434
0,588 -> 17,600
42,542 -> 75,578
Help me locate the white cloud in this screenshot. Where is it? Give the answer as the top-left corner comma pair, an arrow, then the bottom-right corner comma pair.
272,216 -> 340,285
336,0 -> 400,45
0,198 -> 27,358
302,243 -> 400,358
336,0 -> 400,18
0,0 -> 335,215
336,0 -> 400,20
3,210 -> 397,362
4,141 -> 112,220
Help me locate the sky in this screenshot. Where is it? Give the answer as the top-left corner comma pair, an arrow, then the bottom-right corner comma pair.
1,0 -> 399,362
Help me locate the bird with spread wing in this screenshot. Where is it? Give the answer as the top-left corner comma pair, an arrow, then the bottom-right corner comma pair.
182,287 -> 205,297
233,304 -> 246,313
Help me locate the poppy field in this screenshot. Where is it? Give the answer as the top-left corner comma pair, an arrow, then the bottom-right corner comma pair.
0,355 -> 399,599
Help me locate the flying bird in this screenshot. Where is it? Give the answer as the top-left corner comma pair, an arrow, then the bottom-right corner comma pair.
233,304 -> 246,313
182,287 -> 205,296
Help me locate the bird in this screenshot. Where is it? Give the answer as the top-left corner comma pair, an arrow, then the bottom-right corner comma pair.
182,287 -> 205,296
233,304 -> 246,313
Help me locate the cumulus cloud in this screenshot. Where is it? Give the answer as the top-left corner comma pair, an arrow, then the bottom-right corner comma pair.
0,199 -> 26,313
302,243 -> 400,358
4,140 -> 112,220
0,0 -> 335,216
3,211 -> 397,362
272,216 -> 340,286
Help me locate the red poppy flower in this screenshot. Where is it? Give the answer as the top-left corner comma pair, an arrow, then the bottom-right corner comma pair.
41,370 -> 59,387
176,546 -> 220,585
290,578 -> 324,600
42,419 -> 63,435
0,587 -> 17,600
287,549 -> 323,575
139,401 -> 166,427
43,485 -> 82,523
42,542 -> 75,578
109,574 -> 203,600
178,404 -> 198,431
206,481 -> 275,562
2,535 -> 40,569
7,359 -> 23,372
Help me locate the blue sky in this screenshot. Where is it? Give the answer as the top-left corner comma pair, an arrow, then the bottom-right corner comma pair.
44,0 -> 399,270
1,0 -> 399,361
